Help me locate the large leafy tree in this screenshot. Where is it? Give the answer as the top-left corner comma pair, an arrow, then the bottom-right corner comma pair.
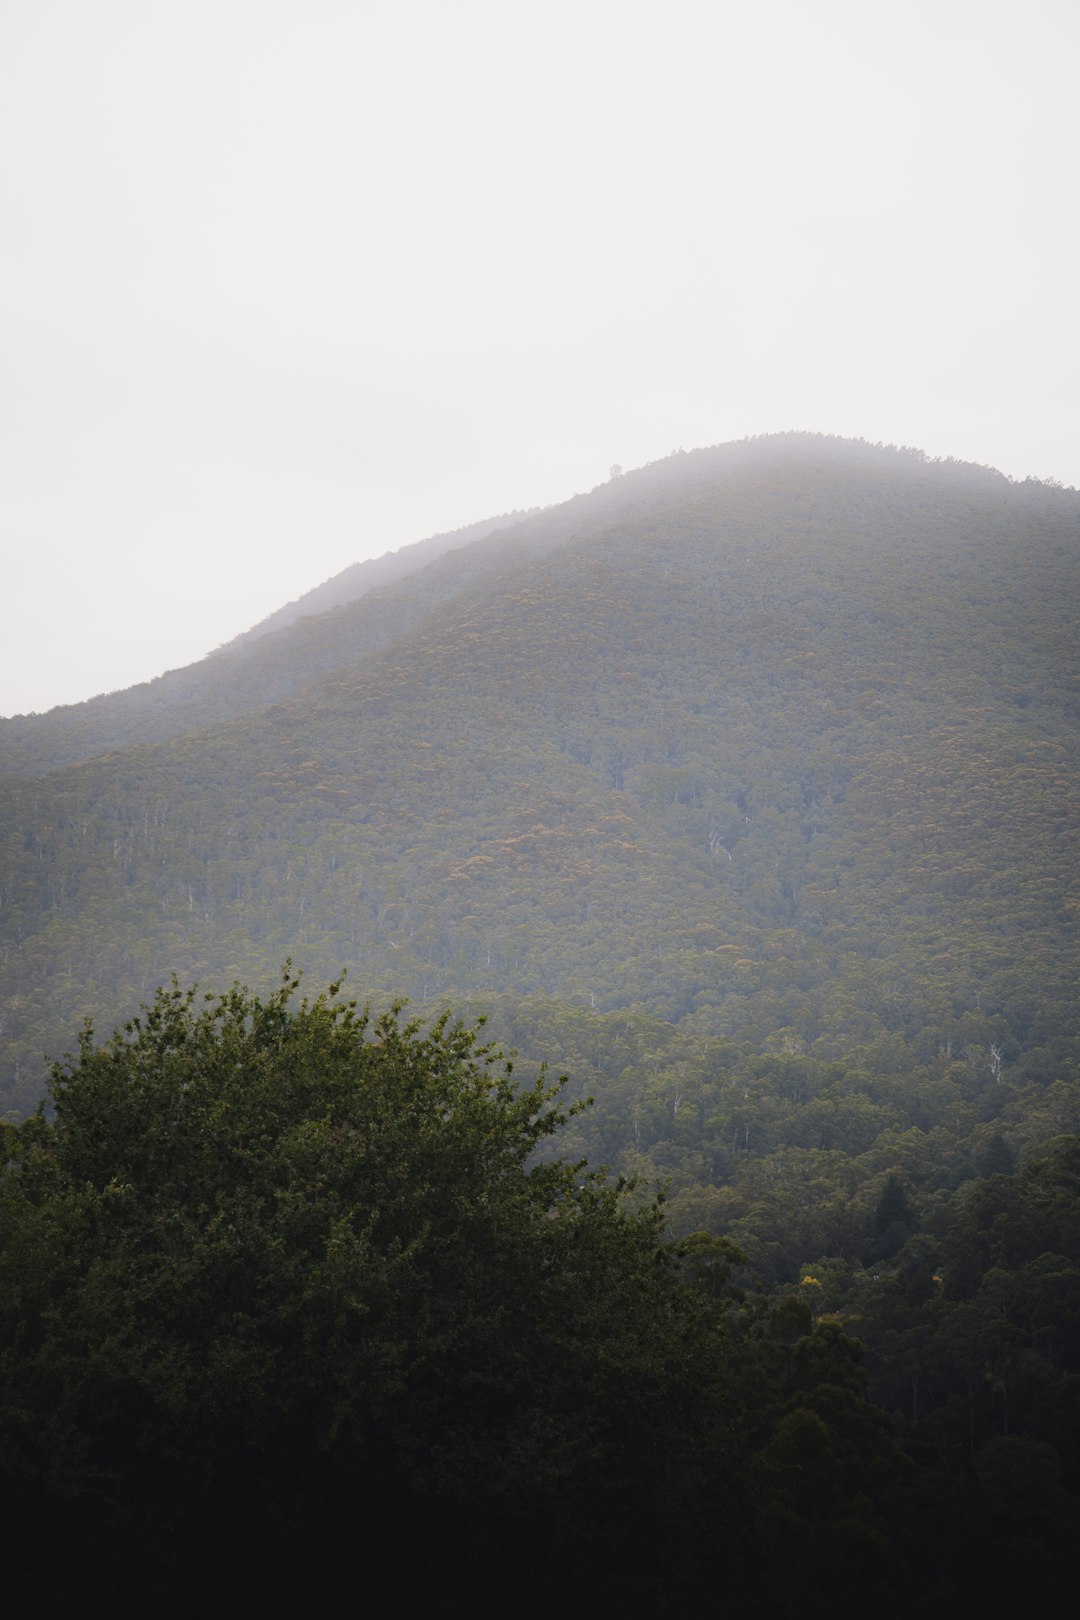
0,972 -> 744,1613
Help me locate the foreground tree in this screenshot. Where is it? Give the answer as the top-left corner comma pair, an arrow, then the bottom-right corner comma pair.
0,972 -> 747,1614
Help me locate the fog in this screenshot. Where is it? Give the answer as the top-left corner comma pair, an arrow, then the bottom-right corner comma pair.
3,0 -> 1077,714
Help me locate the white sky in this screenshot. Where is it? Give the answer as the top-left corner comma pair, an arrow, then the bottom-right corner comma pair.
2,0 -> 1078,716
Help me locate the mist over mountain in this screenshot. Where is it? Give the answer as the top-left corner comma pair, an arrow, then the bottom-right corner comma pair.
223,508 -> 532,647
0,438 -> 775,772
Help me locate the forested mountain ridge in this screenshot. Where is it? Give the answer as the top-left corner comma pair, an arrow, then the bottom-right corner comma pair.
2,433 -> 1078,1125
5,431 -> 1080,1609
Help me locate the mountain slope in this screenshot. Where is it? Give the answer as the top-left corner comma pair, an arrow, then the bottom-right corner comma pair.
0,511 -> 535,776
0,442 -> 778,777
225,509 -> 530,644
2,433 -> 1078,1118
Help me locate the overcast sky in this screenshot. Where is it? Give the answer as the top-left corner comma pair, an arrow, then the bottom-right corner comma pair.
3,0 -> 1078,715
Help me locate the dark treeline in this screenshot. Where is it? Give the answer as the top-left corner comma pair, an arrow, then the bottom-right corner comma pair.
4,978 -> 1078,1616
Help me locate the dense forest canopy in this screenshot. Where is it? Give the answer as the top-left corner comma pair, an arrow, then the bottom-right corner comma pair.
4,974 -> 1078,1615
3,431 -> 1080,1609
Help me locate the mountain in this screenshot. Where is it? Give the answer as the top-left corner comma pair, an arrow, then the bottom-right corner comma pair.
2,432 -> 1078,1138
6,429 -> 1080,1611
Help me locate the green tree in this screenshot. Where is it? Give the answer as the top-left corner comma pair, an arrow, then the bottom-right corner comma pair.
873,1170 -> 916,1258
975,1130 -> 1016,1178
0,971 -> 743,1614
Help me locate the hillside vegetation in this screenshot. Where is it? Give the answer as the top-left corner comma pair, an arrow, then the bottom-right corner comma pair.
4,431 -> 1080,1608
3,435 -> 1077,1115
